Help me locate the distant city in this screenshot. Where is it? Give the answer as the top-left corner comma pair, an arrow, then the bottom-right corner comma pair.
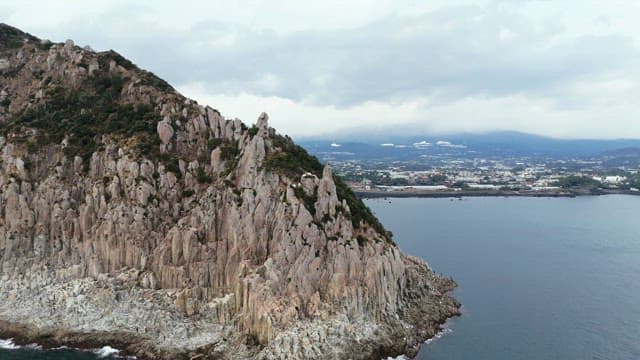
300,133 -> 640,196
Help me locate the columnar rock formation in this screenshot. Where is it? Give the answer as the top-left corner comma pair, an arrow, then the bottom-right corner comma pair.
0,24 -> 459,359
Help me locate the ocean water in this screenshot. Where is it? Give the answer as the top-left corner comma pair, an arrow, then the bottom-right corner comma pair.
0,342 -> 122,359
3,195 -> 639,359
367,195 -> 640,360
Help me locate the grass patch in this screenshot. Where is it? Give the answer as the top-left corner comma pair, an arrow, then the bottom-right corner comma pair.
293,186 -> 317,216
181,189 -> 195,197
158,153 -> 181,179
196,167 -> 212,183
263,135 -> 323,178
3,68 -> 162,170
207,138 -> 223,151
264,134 -> 393,243
218,139 -> 240,176
0,24 -> 37,51
247,125 -> 259,138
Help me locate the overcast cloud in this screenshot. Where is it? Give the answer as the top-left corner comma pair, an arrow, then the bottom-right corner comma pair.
3,1 -> 640,138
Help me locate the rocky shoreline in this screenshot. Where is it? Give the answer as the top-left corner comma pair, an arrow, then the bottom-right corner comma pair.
0,322 -> 143,358
1,303 -> 461,360
1,306 -> 461,360
0,265 -> 460,360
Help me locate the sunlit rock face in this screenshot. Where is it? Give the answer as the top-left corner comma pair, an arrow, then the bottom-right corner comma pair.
0,23 -> 459,359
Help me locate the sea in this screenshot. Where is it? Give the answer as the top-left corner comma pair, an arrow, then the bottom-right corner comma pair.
0,343 -> 122,359
368,195 -> 640,360
2,195 -> 639,359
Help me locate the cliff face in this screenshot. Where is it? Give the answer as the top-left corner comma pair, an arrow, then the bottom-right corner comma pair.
0,24 -> 459,359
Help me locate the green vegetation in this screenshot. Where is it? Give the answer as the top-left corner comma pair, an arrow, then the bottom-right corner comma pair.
553,175 -> 601,189
452,180 -> 469,189
333,174 -> 393,243
207,138 -> 223,151
95,50 -> 172,93
340,170 -> 407,186
356,235 -> 367,247
218,139 -> 240,176
627,174 -> 640,190
139,70 -> 174,91
247,125 -> 259,138
425,174 -> 448,185
158,153 -> 181,179
105,50 -> 135,70
264,135 -> 323,178
341,170 -> 447,186
219,140 -> 240,161
22,158 -> 32,170
3,62 -> 24,78
293,186 -> 318,216
196,167 -> 212,183
1,64 -> 164,171
265,134 -> 393,243
181,189 -> 195,197
26,140 -> 38,153
0,24 -> 37,50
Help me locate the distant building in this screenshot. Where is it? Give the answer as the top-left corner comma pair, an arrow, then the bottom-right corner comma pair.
593,175 -> 626,184
468,184 -> 499,190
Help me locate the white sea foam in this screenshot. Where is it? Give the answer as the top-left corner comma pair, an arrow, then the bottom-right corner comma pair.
95,345 -> 120,358
383,326 -> 454,359
24,343 -> 42,350
424,327 -> 453,345
2,339 -> 136,359
0,338 -> 20,350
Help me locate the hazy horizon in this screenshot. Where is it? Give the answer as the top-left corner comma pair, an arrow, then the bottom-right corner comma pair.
3,1 -> 639,139
294,128 -> 640,142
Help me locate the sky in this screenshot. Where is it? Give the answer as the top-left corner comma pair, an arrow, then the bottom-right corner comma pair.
2,1 -> 640,139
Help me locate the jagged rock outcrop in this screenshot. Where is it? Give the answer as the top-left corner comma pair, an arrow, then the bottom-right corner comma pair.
0,24 -> 459,359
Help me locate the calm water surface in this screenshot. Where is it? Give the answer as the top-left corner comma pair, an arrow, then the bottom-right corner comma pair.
3,196 -> 639,359
367,195 -> 640,360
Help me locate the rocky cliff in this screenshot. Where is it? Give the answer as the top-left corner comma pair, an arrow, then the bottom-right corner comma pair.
0,24 -> 459,359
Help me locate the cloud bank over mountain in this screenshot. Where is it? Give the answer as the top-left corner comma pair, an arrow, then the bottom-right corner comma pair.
4,0 -> 640,138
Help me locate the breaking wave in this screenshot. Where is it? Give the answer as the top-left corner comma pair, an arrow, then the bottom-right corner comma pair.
95,345 -> 121,358
1,339 -> 135,359
0,338 -> 20,349
424,327 -> 453,345
383,326 -> 454,360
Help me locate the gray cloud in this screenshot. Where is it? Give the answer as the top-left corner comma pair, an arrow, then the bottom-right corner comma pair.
45,4 -> 635,109
4,1 -> 640,138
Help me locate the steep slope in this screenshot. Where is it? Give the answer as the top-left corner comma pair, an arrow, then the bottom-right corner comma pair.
0,24 -> 459,359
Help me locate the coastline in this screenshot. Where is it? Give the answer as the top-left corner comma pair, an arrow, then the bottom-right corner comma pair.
0,293 -> 461,360
355,188 -> 640,199
0,264 -> 461,360
0,337 -> 128,358
0,321 -> 143,358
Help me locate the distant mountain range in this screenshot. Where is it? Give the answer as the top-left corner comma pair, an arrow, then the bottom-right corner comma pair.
298,131 -> 640,160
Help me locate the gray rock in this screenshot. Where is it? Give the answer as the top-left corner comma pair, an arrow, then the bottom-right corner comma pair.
157,119 -> 174,144
0,30 -> 459,360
